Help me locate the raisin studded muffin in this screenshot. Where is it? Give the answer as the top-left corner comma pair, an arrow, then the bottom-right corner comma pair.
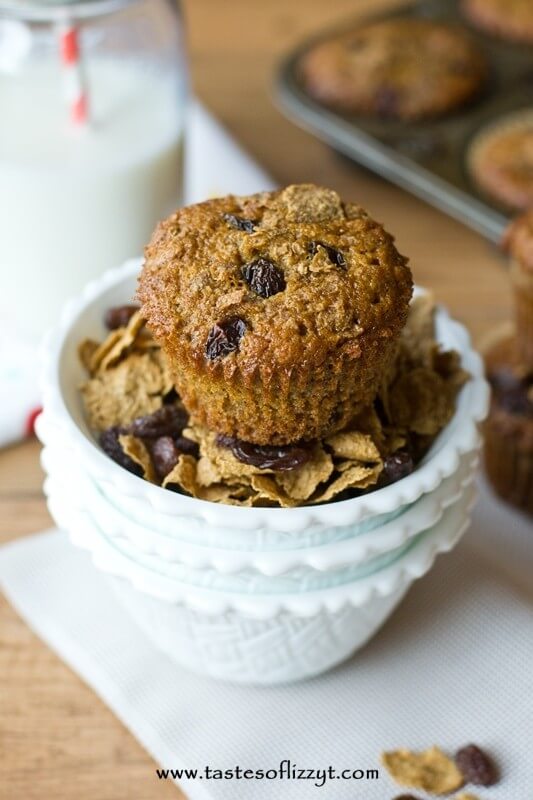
483,215 -> 533,517
503,210 -> 533,371
468,112 -> 533,211
462,0 -> 533,44
138,184 -> 413,446
484,335 -> 533,517
298,18 -> 488,121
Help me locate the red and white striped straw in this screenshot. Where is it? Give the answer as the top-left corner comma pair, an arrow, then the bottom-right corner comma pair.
58,23 -> 89,126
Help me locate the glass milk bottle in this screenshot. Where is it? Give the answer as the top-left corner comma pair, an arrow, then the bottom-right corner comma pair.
0,0 -> 187,338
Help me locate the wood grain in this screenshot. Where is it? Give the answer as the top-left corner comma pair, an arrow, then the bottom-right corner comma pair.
0,1 -> 510,797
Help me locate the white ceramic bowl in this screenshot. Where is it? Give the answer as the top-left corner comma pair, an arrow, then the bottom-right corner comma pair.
110,581 -> 410,685
45,485 -> 474,684
40,258 -> 489,541
38,259 -> 488,683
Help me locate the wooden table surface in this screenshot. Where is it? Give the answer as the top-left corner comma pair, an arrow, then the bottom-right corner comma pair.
0,1 -> 512,797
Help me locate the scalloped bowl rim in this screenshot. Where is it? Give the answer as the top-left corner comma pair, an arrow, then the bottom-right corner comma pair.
46,482 -> 476,601
41,439 -> 478,574
58,489 -> 475,617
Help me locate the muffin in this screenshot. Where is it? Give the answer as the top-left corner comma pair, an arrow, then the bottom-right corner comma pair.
468,112 -> 533,211
484,335 -> 533,516
298,18 -> 488,120
138,184 -> 413,446
503,209 -> 533,371
462,0 -> 533,44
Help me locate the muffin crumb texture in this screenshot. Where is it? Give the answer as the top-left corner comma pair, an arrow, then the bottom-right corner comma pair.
468,112 -> 533,211
138,185 -> 414,445
298,19 -> 487,120
79,293 -> 467,507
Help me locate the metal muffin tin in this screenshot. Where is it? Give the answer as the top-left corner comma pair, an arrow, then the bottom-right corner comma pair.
275,0 -> 533,242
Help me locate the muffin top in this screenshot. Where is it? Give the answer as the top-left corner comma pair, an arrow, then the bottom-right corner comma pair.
138,185 -> 412,384
504,210 -> 533,274
469,114 -> 533,211
298,18 -> 487,120
462,0 -> 533,44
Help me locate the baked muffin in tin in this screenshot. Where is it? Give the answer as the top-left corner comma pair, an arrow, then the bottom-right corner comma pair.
298,18 -> 488,121
468,111 -> 533,212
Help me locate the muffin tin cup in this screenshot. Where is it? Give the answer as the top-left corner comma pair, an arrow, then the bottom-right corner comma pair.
39,259 -> 489,538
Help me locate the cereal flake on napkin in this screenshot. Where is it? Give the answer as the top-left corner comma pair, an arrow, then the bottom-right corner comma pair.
382,745 -> 464,794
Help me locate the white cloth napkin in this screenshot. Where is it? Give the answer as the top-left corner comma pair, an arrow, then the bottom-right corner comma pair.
0,102 -> 275,449
1,479 -> 532,800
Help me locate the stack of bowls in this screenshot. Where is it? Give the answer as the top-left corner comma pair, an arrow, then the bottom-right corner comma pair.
37,260 -> 489,685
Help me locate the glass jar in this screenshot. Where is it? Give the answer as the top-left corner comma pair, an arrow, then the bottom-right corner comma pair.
0,0 -> 188,337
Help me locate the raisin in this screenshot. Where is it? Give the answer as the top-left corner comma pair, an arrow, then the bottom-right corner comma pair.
104,305 -> 139,330
174,435 -> 200,458
205,317 -> 246,360
216,434 -> 310,471
498,385 -> 533,416
375,85 -> 400,117
489,368 -> 533,416
393,795 -> 422,800
308,241 -> 346,268
455,744 -> 497,786
222,212 -> 256,233
488,366 -> 522,393
147,434 -> 199,480
242,258 -> 286,298
128,405 -> 188,439
99,426 -> 142,476
383,451 -> 414,485
149,436 -> 180,479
